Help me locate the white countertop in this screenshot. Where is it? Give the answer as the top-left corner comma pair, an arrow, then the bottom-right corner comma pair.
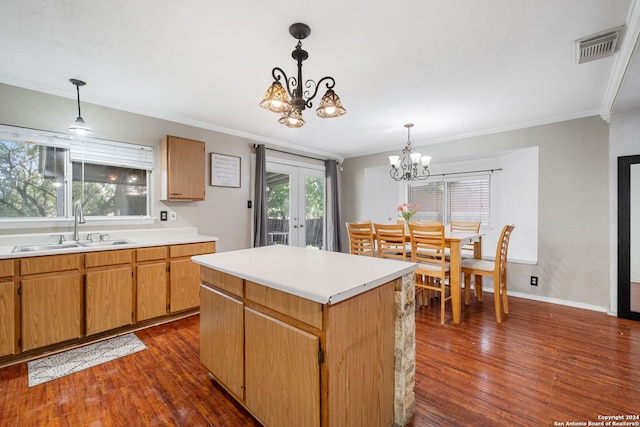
192,245 -> 417,305
0,227 -> 217,259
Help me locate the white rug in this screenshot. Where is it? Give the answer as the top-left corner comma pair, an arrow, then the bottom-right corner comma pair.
28,333 -> 147,387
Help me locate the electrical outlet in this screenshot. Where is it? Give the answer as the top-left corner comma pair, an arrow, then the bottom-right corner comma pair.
160,211 -> 168,221
169,211 -> 177,221
530,276 -> 538,286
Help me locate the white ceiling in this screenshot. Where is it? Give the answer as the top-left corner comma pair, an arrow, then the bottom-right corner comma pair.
1,0 -> 638,160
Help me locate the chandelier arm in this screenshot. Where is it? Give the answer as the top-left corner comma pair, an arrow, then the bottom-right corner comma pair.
303,76 -> 336,109
271,67 -> 294,98
390,166 -> 403,182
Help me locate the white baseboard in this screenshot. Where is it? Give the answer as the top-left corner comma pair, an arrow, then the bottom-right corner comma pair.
470,284 -> 609,313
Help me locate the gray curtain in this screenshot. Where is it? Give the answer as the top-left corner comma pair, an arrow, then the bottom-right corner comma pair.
325,159 -> 342,252
253,144 -> 268,247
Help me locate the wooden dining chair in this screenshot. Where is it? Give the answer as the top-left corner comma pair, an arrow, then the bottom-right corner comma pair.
408,223 -> 451,324
345,221 -> 375,256
448,221 -> 481,259
373,223 -> 406,261
461,224 -> 515,323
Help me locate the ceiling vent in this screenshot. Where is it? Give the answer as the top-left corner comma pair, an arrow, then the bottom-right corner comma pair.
574,26 -> 625,64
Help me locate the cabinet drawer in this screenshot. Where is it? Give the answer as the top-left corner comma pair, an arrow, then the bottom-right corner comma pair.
201,268 -> 243,298
245,281 -> 322,330
85,250 -> 133,268
20,254 -> 82,276
136,246 -> 167,262
0,259 -> 14,278
170,242 -> 215,258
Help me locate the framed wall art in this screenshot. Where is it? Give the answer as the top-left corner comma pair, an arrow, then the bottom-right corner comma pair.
210,152 -> 241,188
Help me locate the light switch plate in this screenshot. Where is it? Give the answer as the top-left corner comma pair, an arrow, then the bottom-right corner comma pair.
169,211 -> 177,221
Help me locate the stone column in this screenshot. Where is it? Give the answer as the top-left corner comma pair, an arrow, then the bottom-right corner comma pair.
393,272 -> 416,426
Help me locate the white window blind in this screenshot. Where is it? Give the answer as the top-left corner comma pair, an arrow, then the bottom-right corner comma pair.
0,124 -> 153,170
408,181 -> 444,221
70,139 -> 153,170
409,175 -> 491,224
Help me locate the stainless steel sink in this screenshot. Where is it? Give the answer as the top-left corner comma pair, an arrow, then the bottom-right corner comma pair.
11,239 -> 135,253
12,242 -> 81,253
77,239 -> 135,247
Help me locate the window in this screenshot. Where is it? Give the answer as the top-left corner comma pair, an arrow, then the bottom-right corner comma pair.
0,124 -> 153,221
408,175 -> 491,225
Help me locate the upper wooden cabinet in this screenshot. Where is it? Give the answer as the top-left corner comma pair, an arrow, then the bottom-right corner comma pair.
159,135 -> 205,201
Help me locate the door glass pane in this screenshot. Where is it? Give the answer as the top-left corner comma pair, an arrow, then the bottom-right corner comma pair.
266,172 -> 290,245
304,176 -> 324,250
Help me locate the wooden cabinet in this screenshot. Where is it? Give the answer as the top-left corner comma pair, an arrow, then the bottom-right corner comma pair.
200,284 -> 244,400
0,260 -> 17,357
20,254 -> 83,351
159,135 -> 205,201
135,247 -> 168,322
85,250 -> 133,336
0,239 -> 215,362
245,308 -> 320,427
199,265 -> 396,427
169,242 -> 215,312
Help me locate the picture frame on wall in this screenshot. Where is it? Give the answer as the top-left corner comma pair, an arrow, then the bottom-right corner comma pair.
210,152 -> 241,188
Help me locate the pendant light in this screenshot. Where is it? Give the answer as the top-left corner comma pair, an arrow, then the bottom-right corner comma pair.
68,78 -> 93,135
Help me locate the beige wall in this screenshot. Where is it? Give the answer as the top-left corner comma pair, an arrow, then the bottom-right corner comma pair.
0,83 -> 618,310
0,83 -> 256,252
342,116 -> 610,309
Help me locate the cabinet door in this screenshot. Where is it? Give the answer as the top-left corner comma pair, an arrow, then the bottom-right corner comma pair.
0,280 -> 16,356
22,274 -> 83,351
245,308 -> 320,427
163,136 -> 205,201
136,262 -> 167,322
170,259 -> 200,312
86,267 -> 133,335
200,285 -> 244,400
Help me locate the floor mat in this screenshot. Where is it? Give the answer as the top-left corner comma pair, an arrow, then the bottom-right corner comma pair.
28,333 -> 146,387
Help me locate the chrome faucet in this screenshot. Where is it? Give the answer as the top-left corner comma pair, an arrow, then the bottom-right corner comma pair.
73,200 -> 85,241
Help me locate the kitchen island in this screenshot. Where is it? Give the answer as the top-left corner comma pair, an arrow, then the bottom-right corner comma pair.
192,245 -> 417,427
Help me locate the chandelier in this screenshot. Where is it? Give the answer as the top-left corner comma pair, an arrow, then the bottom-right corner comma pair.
259,23 -> 346,128
389,124 -> 432,181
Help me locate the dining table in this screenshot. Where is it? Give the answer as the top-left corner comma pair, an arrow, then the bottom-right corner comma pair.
442,231 -> 483,324
375,228 -> 483,324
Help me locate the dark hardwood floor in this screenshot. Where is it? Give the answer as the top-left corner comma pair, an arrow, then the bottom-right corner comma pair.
1,294 -> 639,426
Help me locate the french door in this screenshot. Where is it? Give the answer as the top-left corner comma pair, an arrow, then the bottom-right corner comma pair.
265,161 -> 325,249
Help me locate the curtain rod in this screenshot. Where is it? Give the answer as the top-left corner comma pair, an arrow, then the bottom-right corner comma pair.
429,168 -> 502,178
254,144 -> 331,163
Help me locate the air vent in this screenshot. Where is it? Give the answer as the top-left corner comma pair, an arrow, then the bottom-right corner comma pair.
574,26 -> 625,64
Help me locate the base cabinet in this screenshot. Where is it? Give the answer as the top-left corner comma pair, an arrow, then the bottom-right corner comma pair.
170,242 -> 215,313
86,266 -> 133,336
20,254 -> 83,351
245,308 -> 320,427
200,286 -> 244,400
21,274 -> 83,351
0,260 -> 16,357
0,240 -> 215,363
199,267 -> 396,427
85,250 -> 134,336
136,246 -> 168,322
